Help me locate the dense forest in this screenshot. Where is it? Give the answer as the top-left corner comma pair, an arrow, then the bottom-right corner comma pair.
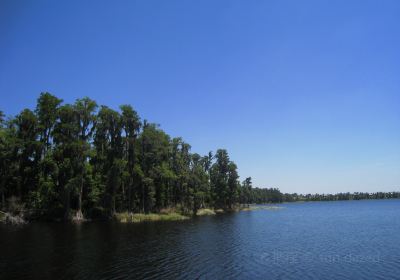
0,93 -> 398,221
0,93 -> 283,220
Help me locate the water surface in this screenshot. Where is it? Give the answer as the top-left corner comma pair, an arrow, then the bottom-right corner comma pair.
1,200 -> 400,279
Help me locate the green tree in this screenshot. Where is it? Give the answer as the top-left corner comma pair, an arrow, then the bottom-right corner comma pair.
95,106 -> 123,216
74,97 -> 97,219
189,153 -> 210,215
240,177 -> 252,206
13,109 -> 41,201
35,92 -> 63,156
210,149 -> 230,209
137,122 -> 170,212
53,104 -> 80,219
227,162 -> 239,209
120,105 -> 141,212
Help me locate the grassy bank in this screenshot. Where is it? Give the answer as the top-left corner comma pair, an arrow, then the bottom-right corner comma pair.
1,205 -> 274,225
113,205 -> 283,224
196,208 -> 216,216
115,212 -> 189,223
115,207 -> 220,223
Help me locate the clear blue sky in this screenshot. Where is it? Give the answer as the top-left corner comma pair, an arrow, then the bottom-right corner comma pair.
1,0 -> 399,194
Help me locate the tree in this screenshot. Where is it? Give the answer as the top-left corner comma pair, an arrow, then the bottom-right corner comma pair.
227,162 -> 239,209
53,104 -> 80,219
137,122 -> 170,212
35,92 -> 63,156
120,105 -> 141,212
74,97 -> 97,219
189,153 -> 210,215
95,106 -> 123,216
13,109 -> 41,201
210,149 -> 230,209
240,177 -> 252,206
32,93 -> 62,214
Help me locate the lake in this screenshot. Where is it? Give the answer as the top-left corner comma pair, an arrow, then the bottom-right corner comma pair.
1,200 -> 400,279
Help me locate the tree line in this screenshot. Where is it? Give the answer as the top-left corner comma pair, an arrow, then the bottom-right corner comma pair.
0,93 -> 282,220
0,93 -> 398,221
284,192 -> 400,202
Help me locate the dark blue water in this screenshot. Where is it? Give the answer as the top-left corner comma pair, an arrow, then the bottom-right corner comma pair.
1,200 -> 400,279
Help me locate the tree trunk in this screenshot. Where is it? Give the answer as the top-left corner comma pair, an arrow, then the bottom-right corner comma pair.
64,190 -> 70,220
111,194 -> 116,216
121,181 -> 125,207
75,176 -> 84,221
128,178 -> 132,213
141,184 -> 145,213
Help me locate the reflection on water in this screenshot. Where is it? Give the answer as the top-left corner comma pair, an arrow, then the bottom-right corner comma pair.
1,200 -> 400,279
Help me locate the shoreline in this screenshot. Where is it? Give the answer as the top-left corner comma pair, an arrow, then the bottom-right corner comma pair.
0,206 -> 258,225
2,199 -> 399,225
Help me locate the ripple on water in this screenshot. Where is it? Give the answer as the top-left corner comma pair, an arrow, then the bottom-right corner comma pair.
2,200 -> 400,279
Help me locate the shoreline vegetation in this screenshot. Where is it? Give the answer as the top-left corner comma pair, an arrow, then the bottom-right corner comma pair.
114,205 -> 285,223
2,198 -> 400,225
1,93 -> 399,225
3,198 -> 400,225
0,204 -> 285,225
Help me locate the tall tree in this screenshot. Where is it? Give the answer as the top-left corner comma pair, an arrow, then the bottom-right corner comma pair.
53,104 -> 80,219
210,149 -> 230,209
189,153 -> 210,215
241,177 -> 252,206
74,97 -> 97,219
35,92 -> 63,156
120,105 -> 141,212
137,123 -> 170,212
13,109 -> 41,201
95,106 -> 123,216
32,93 -> 63,213
227,162 -> 239,209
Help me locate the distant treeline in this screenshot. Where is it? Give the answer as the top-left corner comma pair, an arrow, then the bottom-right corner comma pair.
282,192 -> 400,202
0,93 -> 398,221
246,190 -> 400,204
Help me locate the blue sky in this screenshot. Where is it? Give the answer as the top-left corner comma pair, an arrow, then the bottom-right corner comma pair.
1,0 -> 399,193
